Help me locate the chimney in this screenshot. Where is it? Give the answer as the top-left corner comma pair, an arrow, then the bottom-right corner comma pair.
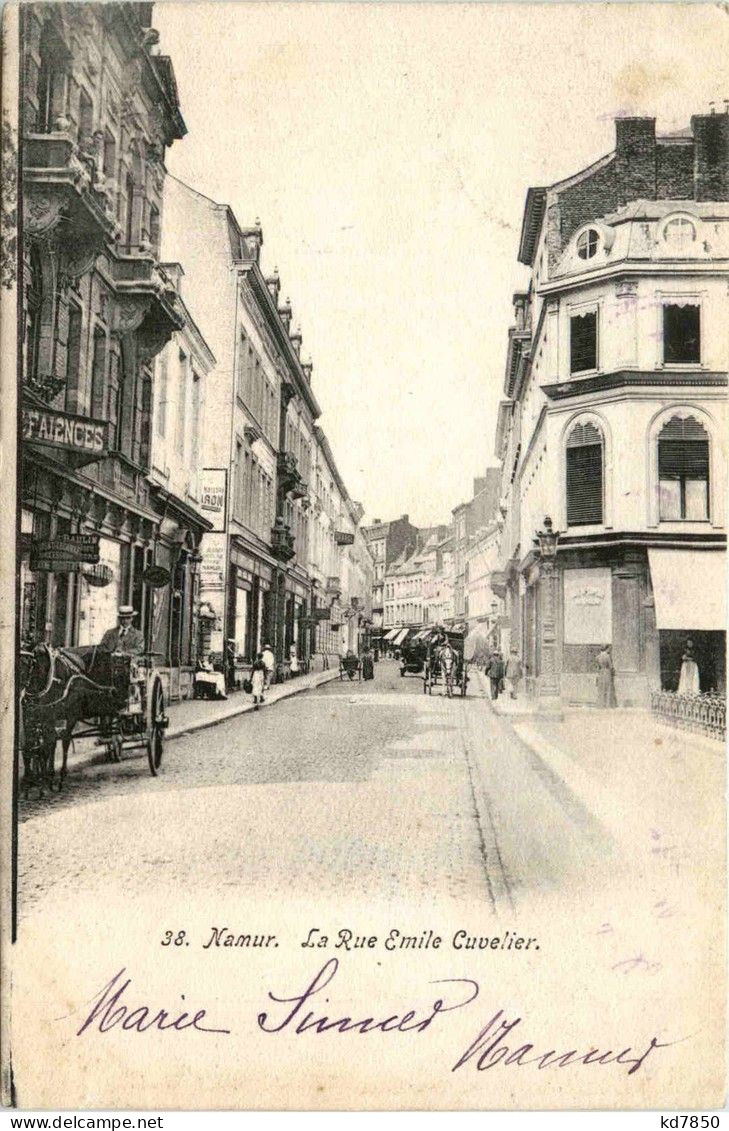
302,359 -> 313,383
279,297 -> 292,330
241,218 -> 263,262
614,117 -> 656,204
290,324 -> 302,357
266,267 -> 281,303
691,111 -> 729,201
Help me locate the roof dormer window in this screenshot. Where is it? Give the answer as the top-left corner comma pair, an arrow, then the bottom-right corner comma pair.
576,228 -> 600,260
662,216 -> 697,253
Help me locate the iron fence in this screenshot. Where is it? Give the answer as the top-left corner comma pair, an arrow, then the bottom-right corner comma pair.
650,690 -> 725,743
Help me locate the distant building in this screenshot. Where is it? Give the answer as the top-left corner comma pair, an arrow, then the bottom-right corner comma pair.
149,269 -> 215,700
451,471 -> 501,620
494,111 -> 728,706
361,515 -> 418,633
160,177 -> 321,672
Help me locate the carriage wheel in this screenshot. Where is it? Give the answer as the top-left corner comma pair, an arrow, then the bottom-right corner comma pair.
146,679 -> 165,776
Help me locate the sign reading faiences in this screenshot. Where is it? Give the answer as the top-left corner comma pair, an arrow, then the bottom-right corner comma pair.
30,535 -> 100,572
22,407 -> 107,457
200,469 -> 228,533
334,531 -> 355,545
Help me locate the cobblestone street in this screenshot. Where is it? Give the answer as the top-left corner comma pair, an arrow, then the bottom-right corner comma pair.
18,659 -> 622,920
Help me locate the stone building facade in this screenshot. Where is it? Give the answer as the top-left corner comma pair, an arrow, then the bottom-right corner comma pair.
493,111 -> 728,706
361,515 -> 417,635
20,2 -> 187,652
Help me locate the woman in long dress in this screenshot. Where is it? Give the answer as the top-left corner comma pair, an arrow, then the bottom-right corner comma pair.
677,639 -> 700,695
250,652 -> 267,709
596,645 -> 617,708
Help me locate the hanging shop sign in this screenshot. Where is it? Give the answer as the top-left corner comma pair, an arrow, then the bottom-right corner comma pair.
22,407 -> 107,458
142,565 -> 172,589
83,563 -> 114,587
30,534 -> 100,572
312,608 -> 331,621
334,531 -> 354,545
200,469 -> 228,533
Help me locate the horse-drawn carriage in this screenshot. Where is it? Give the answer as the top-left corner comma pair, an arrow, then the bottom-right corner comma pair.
19,643 -> 168,796
422,625 -> 469,698
339,652 -> 362,681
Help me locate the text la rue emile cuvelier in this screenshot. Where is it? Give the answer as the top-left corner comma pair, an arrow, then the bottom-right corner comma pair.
196,927 -> 540,952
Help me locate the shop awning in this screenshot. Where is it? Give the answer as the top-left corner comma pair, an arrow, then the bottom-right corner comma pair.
393,628 -> 409,645
648,548 -> 726,630
383,628 -> 399,641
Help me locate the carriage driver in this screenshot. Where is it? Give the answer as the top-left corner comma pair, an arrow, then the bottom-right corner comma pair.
100,606 -> 145,657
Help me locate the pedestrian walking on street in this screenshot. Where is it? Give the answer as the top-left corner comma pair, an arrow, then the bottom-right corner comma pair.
596,644 -> 617,707
249,652 -> 267,709
485,649 -> 505,700
362,647 -> 375,681
504,648 -> 523,699
289,642 -> 300,677
262,643 -> 275,688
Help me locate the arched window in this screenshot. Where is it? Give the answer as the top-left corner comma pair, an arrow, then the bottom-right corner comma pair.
566,420 -> 603,526
658,415 -> 709,521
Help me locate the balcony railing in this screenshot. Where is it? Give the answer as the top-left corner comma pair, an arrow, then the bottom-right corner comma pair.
650,690 -> 725,743
270,521 -> 295,562
277,450 -> 305,497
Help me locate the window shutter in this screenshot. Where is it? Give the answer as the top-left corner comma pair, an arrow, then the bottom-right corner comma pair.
658,440 -> 709,479
566,443 -> 603,525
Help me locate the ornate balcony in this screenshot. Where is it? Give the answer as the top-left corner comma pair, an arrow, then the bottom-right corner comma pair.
24,132 -> 117,273
109,258 -> 184,363
270,519 -> 295,562
277,450 -> 305,498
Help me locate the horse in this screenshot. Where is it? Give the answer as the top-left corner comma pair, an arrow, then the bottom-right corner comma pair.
439,644 -> 457,698
19,643 -> 128,796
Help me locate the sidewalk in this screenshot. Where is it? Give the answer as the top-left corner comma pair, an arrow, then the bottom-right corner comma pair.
503,705 -> 724,865
64,666 -> 339,772
471,667 -> 542,715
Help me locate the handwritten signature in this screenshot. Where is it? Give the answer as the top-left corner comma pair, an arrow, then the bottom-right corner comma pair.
77,959 -> 680,1076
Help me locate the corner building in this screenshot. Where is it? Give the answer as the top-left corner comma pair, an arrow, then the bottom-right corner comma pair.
494,112 -> 728,706
20,2 -> 187,648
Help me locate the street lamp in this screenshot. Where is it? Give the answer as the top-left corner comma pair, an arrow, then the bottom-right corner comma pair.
533,516 -> 560,559
532,516 -> 561,701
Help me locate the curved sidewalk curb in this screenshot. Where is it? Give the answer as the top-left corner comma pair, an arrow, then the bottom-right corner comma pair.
167,669 -> 341,741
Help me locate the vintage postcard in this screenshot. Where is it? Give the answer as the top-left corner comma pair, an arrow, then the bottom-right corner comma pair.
1,0 -> 727,1113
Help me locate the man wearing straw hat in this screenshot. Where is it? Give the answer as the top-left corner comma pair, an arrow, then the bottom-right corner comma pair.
100,605 -> 145,656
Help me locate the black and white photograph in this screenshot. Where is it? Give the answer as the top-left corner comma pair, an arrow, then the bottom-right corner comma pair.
1,0 -> 727,1115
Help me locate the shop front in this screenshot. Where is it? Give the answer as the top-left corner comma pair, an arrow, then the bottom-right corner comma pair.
648,547 -> 726,694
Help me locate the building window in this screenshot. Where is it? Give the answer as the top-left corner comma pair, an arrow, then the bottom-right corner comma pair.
663,303 -> 700,365
103,130 -> 116,178
64,302 -> 82,411
576,228 -> 599,260
156,353 -> 168,437
24,245 -> 43,385
658,415 -> 709,521
149,204 -> 160,254
124,172 -> 135,249
565,420 -> 603,526
663,216 -> 696,252
89,326 -> 106,419
176,349 -> 187,456
570,310 -> 598,374
36,23 -> 66,133
78,88 -> 93,142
